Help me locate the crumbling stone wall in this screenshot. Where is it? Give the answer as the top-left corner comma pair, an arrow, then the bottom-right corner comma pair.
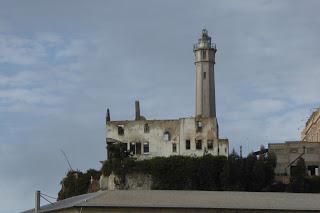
100,172 -> 152,190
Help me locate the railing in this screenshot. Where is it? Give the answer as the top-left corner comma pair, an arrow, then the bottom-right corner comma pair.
193,43 -> 216,49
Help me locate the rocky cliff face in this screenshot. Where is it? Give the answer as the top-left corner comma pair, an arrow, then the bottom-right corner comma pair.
99,172 -> 152,190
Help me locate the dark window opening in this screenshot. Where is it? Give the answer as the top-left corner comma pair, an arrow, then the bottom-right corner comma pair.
144,124 -> 149,133
202,50 -> 207,60
136,142 -> 141,155
186,140 -> 191,150
308,165 -> 318,176
117,125 -> 124,135
203,72 -> 206,79
207,140 -> 213,150
130,143 -> 135,155
196,121 -> 202,132
172,143 -> 177,153
164,131 -> 171,141
196,140 -> 202,150
120,143 -> 127,151
143,142 -> 149,154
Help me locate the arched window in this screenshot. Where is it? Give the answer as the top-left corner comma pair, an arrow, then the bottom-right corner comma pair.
163,131 -> 171,141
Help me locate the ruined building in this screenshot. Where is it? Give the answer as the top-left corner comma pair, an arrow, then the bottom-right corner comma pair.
301,107 -> 320,142
268,107 -> 320,180
106,29 -> 229,159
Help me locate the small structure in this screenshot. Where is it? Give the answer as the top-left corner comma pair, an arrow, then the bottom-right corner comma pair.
269,141 -> 320,177
106,30 -> 229,159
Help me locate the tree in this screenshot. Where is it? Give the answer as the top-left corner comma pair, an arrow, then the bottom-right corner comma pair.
289,157 -> 306,192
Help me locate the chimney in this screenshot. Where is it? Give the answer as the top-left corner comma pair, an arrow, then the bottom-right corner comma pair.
135,101 -> 140,120
35,190 -> 40,212
106,108 -> 110,123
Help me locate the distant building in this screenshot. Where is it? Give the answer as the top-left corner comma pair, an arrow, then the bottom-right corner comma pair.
269,107 -> 320,181
106,30 -> 229,159
269,141 -> 320,178
301,107 -> 320,142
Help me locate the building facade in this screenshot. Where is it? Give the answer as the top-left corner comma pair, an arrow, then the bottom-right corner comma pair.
106,30 -> 229,159
301,108 -> 320,142
269,141 -> 320,177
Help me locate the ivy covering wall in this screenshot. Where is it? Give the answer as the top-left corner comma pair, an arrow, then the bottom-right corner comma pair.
101,144 -> 277,191
58,144 -> 320,200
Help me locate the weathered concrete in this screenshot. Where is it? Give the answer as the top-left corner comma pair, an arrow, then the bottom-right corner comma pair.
105,29 -> 228,160
301,107 -> 320,142
107,117 -> 228,159
23,190 -> 320,213
269,141 -> 320,176
194,29 -> 217,118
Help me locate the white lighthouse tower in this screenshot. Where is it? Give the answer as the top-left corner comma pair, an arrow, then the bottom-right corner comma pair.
194,29 -> 217,118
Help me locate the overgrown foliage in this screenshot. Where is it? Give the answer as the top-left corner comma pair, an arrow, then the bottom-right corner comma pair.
59,144 -> 320,200
101,146 -> 277,191
58,169 -> 101,200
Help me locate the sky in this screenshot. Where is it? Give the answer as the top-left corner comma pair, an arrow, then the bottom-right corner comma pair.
0,0 -> 320,212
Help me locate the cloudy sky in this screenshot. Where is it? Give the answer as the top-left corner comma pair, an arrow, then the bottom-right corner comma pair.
1,0 -> 320,212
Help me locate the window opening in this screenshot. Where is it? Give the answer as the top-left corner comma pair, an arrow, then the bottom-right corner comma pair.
117,125 -> 124,135
164,131 -> 171,141
143,142 -> 149,154
207,140 -> 213,150
196,121 -> 202,132
144,124 -> 149,133
136,142 -> 141,155
130,142 -> 135,155
196,140 -> 202,150
172,143 -> 177,153
186,140 -> 191,150
202,50 -> 207,60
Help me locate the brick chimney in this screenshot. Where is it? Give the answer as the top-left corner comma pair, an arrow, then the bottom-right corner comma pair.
135,101 -> 140,120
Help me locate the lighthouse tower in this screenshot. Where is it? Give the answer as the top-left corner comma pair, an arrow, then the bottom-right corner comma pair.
194,29 -> 217,118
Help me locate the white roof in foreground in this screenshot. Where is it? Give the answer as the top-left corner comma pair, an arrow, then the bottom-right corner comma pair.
22,190 -> 320,212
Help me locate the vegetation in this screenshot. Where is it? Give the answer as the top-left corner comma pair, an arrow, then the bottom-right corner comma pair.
58,144 -> 320,200
57,169 -> 101,200
101,144 -> 277,191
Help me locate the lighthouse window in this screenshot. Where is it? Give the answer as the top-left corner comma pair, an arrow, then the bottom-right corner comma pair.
203,72 -> 206,79
202,50 -> 206,60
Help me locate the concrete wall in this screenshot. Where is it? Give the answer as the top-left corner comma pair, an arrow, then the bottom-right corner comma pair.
301,108 -> 320,142
106,117 -> 228,159
194,32 -> 216,118
50,207 -> 320,213
269,141 -> 320,176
